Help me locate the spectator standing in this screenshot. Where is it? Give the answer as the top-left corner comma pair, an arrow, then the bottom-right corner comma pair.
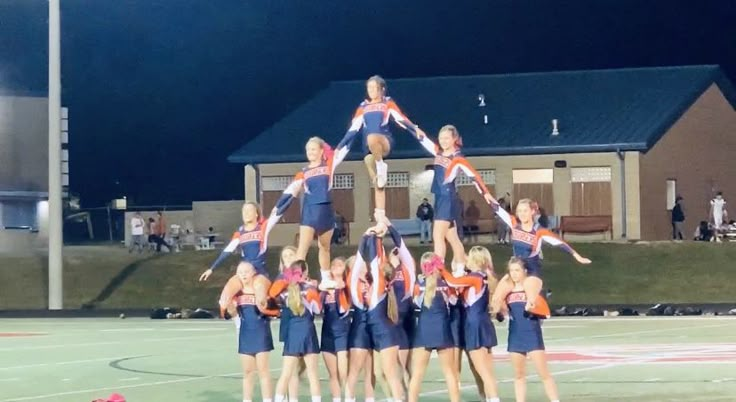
710,192 -> 728,230
150,212 -> 171,252
671,196 -> 685,240
128,212 -> 145,253
415,198 -> 434,244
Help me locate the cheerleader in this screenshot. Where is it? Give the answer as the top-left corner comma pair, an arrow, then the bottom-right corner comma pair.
414,124 -> 494,274
219,261 -> 277,402
270,137 -> 349,280
319,257 -> 351,401
491,199 -> 591,317
276,246 -> 299,345
384,223 -> 417,379
408,252 -> 460,402
505,257 -> 559,402
442,246 -> 500,402
275,245 -> 305,401
270,261 -> 322,402
335,75 -> 427,221
199,201 -> 279,281
343,221 -> 405,402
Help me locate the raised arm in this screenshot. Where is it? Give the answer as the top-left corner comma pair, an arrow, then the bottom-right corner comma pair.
348,236 -> 369,309
209,232 -> 240,271
336,107 -> 365,151
270,172 -> 304,221
386,99 -> 419,136
327,143 -> 349,189
535,229 -> 592,264
444,157 -> 493,198
258,212 -> 280,256
491,202 -> 515,228
386,223 -> 416,299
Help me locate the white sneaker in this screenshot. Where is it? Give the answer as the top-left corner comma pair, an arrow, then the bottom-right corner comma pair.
376,161 -> 388,189
376,172 -> 387,189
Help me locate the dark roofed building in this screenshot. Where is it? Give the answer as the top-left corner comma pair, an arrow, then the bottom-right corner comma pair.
0,91 -> 51,253
230,65 -> 736,243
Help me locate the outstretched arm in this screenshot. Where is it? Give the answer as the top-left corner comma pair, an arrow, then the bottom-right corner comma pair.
440,268 -> 483,292
536,229 -> 592,264
258,210 -> 281,256
336,107 -> 364,151
444,157 -> 495,202
270,173 -> 304,222
386,99 -> 419,136
208,233 -> 239,271
327,143 -> 350,188
491,202 -> 515,229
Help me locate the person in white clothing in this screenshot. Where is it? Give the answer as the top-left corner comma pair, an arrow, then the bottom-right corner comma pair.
128,212 -> 145,253
710,192 -> 728,230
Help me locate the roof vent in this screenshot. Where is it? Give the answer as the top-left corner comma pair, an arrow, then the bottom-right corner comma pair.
551,119 -> 560,136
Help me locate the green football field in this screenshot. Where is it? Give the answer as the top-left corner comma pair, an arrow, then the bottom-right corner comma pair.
1,316 -> 735,402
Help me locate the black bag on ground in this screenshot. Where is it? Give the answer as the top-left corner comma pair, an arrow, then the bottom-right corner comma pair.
189,308 -> 215,319
619,308 -> 639,316
646,303 -> 667,316
150,307 -> 179,319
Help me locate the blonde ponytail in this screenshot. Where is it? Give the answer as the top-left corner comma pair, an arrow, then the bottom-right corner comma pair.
287,282 -> 305,316
423,273 -> 438,309
387,287 -> 399,324
419,251 -> 443,309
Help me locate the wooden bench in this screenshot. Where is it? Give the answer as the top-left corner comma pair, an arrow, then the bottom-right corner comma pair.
559,215 -> 613,239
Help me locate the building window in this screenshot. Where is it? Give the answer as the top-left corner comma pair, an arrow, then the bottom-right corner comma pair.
456,169 -> 496,187
386,172 -> 410,188
512,169 -> 554,184
571,167 -> 612,183
0,200 -> 38,229
666,179 -> 677,211
260,176 -> 300,223
570,167 -> 612,216
261,176 -> 292,192
370,172 -> 410,220
512,169 -> 555,214
333,174 -> 354,190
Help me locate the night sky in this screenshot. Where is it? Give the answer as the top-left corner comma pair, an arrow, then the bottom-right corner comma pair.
1,0 -> 735,207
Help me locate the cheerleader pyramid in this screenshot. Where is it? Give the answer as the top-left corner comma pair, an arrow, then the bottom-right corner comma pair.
200,75 -> 592,402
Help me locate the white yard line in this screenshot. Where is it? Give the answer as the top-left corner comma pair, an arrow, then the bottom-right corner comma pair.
0,355 -> 147,371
